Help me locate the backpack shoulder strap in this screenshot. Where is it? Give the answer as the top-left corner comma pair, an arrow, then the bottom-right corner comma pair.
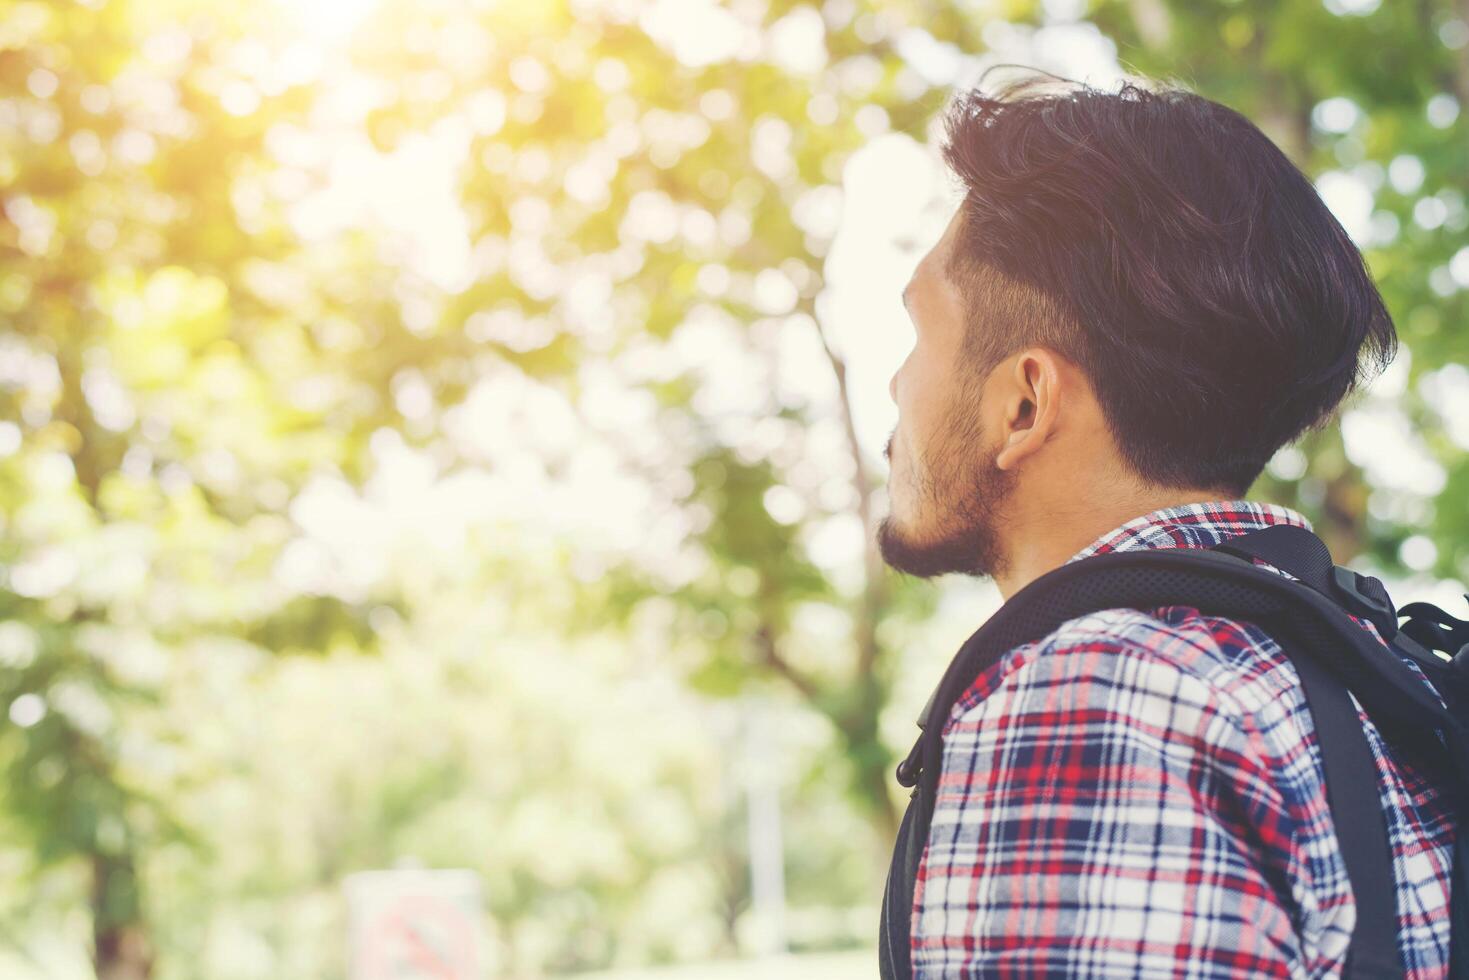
1254,609 -> 1404,977
1210,523 -> 1401,639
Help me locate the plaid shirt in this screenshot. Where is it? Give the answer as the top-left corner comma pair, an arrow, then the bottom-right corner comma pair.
911,499 -> 1456,978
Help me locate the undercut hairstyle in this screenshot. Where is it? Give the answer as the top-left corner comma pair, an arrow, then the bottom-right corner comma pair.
939,71 -> 1398,496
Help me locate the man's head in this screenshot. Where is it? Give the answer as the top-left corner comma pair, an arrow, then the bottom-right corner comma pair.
877,73 -> 1397,584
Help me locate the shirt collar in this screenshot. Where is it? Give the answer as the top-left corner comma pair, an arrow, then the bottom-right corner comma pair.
1064,499 -> 1314,566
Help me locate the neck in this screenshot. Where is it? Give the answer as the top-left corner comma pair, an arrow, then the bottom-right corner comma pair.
992,486 -> 1235,601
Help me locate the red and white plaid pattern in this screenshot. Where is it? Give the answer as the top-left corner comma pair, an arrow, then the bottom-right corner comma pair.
910,499 -> 1456,978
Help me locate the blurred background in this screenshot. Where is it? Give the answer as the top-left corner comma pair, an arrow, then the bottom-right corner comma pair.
0,0 -> 1466,977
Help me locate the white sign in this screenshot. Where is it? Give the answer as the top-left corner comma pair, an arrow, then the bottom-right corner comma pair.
344,868 -> 486,980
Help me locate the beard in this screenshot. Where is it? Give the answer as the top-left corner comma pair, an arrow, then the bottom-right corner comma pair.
876,409 -> 1017,581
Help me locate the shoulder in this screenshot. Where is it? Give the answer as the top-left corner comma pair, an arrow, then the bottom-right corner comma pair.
944,606 -> 1289,746
937,607 -> 1303,829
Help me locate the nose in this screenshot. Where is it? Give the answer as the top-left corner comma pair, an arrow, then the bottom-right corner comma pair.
889,371 -> 898,405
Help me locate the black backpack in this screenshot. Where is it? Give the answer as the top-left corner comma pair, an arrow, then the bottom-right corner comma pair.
879,524 -> 1469,979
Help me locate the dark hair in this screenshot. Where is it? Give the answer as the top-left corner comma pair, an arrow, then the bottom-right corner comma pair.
939,70 -> 1397,496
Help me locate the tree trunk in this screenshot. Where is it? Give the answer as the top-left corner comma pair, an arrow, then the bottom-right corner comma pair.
92,855 -> 153,980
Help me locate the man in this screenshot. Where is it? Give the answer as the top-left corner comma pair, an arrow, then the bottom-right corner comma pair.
877,74 -> 1455,976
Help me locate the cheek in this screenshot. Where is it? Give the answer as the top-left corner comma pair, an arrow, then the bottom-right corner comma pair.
891,420 -> 938,508
898,353 -> 951,449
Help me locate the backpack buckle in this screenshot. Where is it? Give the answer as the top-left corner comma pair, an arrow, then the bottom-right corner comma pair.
895,736 -> 924,788
1331,566 -> 1397,638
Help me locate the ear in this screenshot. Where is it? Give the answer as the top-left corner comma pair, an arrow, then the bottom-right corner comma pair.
994,348 -> 1063,472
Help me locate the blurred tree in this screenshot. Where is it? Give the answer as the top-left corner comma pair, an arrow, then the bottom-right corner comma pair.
346,0 -> 956,847
0,2 -> 400,975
